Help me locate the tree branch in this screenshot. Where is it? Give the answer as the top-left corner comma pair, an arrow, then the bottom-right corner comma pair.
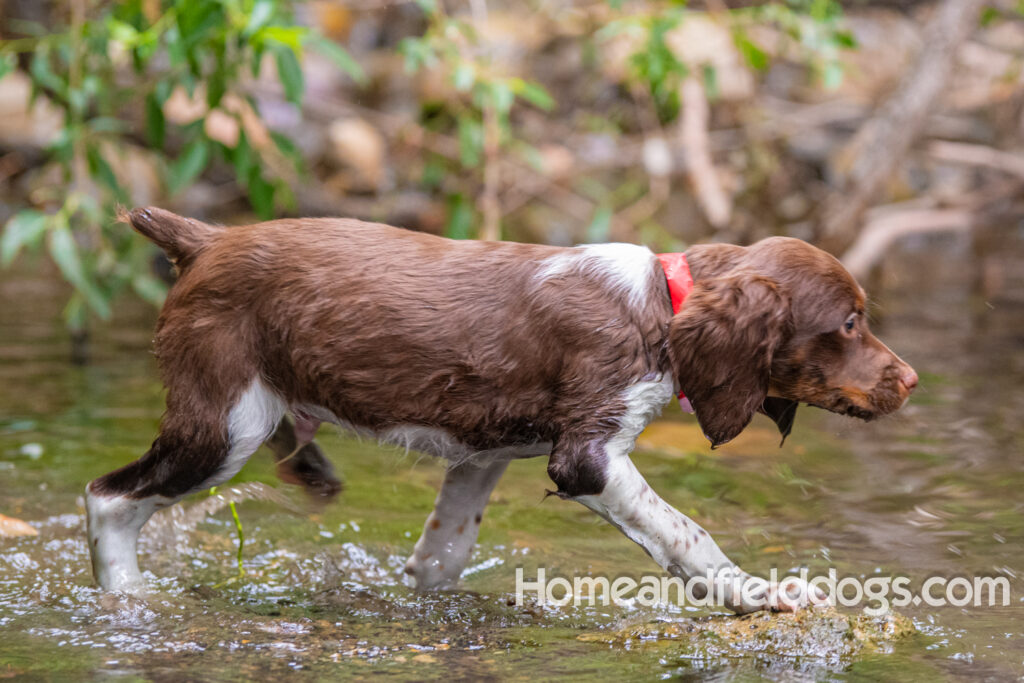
817,0 -> 985,255
680,76 -> 731,229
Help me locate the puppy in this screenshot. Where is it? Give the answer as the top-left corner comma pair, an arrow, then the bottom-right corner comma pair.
86,208 -> 916,613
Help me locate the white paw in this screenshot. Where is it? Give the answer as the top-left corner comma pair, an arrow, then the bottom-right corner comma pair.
403,555 -> 458,590
766,577 -> 830,612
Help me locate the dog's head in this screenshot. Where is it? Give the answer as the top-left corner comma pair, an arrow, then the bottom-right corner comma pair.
668,237 -> 917,448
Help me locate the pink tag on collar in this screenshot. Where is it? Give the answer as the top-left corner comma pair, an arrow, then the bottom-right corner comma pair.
657,252 -> 694,408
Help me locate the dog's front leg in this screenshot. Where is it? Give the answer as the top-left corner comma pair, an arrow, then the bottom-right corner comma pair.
405,458 -> 509,590
552,443 -> 824,614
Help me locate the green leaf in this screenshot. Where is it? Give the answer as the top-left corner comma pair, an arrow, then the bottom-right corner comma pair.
67,86 -> 89,118
88,117 -> 127,134
585,206 -> 613,243
29,50 -> 65,96
154,79 -> 172,104
64,292 -> 87,333
86,145 -> 124,201
832,29 -> 857,49
167,24 -> 186,68
810,0 -> 839,22
734,32 -> 769,71
445,193 -> 473,240
206,62 -> 227,108
261,25 -> 307,52
131,273 -> 167,306
702,64 -> 719,100
274,46 -> 304,106
1,210 -> 49,266
169,138 -> 210,194
487,80 -> 514,115
177,1 -> 224,49
0,54 -> 16,81
269,130 -> 304,173
47,127 -> 73,163
513,141 -> 545,172
822,60 -> 843,90
453,63 -> 475,92
595,18 -> 635,41
48,225 -> 111,319
306,35 -> 365,83
244,0 -> 275,36
232,130 -> 253,185
275,181 -> 297,212
512,78 -> 554,111
398,37 -> 436,73
457,116 -> 483,168
421,157 -> 445,188
107,18 -> 140,45
144,92 -> 166,147
248,172 -> 275,218
251,43 -> 265,77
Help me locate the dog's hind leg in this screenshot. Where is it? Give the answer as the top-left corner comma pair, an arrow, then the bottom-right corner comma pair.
265,416 -> 342,502
85,378 -> 285,592
405,459 -> 509,590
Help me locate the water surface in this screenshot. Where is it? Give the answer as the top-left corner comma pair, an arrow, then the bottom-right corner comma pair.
1,232 -> 1022,680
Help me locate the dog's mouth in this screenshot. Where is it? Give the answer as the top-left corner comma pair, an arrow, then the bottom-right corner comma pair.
838,402 -> 878,421
796,361 -> 914,422
810,398 -> 878,421
808,382 -> 907,421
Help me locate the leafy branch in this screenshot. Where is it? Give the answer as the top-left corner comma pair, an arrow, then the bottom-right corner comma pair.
398,0 -> 553,240
0,0 -> 363,334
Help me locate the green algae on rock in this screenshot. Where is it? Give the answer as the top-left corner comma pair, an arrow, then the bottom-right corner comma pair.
579,607 -> 915,664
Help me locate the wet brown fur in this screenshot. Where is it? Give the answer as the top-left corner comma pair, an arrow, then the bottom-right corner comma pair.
679,239 -> 915,445
91,209 -> 914,503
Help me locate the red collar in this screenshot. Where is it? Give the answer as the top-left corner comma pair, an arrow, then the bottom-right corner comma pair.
657,252 -> 694,408
656,252 -> 693,315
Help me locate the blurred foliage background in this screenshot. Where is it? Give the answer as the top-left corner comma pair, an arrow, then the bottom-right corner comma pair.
1,0 -> 1022,347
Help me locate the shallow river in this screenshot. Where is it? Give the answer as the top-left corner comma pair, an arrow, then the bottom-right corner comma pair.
1,231 -> 1022,680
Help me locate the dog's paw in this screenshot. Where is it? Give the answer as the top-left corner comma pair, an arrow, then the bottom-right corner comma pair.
765,577 -> 829,612
731,576 -> 829,614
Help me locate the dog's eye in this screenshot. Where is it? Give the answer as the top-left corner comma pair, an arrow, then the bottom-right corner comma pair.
843,314 -> 856,333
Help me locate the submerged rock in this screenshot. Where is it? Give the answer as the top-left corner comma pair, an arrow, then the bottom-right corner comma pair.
579,607 -> 914,665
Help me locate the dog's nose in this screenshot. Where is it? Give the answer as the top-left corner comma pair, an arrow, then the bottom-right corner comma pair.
899,366 -> 918,393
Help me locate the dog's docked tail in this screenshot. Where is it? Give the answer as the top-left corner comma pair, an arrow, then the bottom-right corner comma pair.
119,207 -> 224,269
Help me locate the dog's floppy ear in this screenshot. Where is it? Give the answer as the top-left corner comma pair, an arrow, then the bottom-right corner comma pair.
759,397 -> 798,446
667,272 -> 792,448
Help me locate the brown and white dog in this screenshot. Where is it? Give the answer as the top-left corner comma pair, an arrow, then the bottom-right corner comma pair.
86,208 -> 917,613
